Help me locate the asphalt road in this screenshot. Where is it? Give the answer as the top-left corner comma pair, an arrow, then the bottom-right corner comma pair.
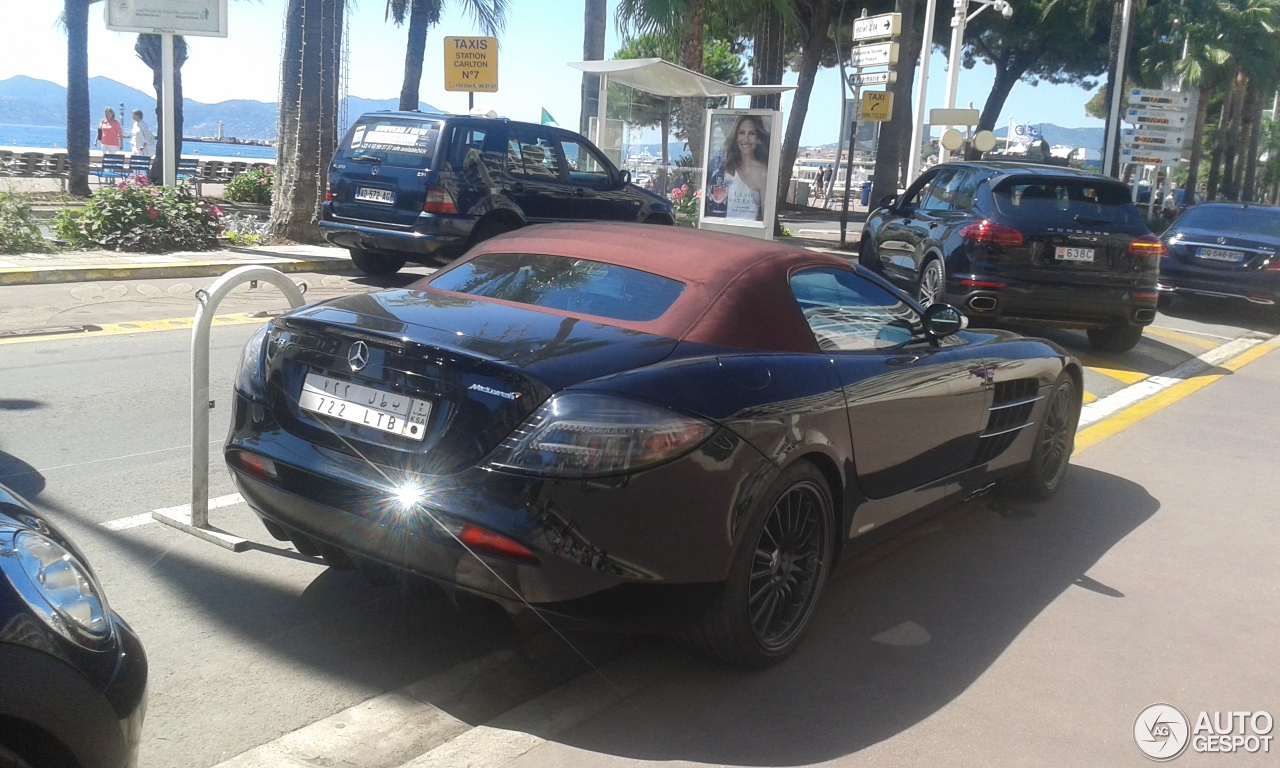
1,274 -> 1277,767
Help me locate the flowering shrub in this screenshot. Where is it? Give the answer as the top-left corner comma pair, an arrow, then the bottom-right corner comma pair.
224,167 -> 273,205
668,183 -> 701,218
55,179 -> 221,252
0,193 -> 50,254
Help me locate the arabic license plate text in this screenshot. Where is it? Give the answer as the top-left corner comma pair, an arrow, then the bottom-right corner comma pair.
298,373 -> 430,440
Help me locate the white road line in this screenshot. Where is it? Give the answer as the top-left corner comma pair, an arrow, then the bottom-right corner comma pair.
1149,325 -> 1237,341
100,493 -> 244,531
1079,334 -> 1269,428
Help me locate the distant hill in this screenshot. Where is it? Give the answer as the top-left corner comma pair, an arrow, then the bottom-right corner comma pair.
994,124 -> 1104,149
0,75 -> 439,140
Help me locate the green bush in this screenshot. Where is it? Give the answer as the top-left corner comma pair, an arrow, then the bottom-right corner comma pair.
0,193 -> 50,254
224,167 -> 273,205
62,180 -> 221,252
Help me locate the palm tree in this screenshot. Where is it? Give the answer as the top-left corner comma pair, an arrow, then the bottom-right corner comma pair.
581,0 -> 608,134
135,34 -> 189,185
64,0 -> 93,197
271,0 -> 347,242
386,0 -> 507,113
617,0 -> 709,160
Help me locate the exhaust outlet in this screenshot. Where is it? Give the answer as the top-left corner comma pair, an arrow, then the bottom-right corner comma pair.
968,296 -> 997,311
1134,308 -> 1156,323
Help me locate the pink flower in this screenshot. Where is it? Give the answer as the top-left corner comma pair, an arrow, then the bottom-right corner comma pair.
116,181 -> 128,190
681,183 -> 689,192
146,208 -> 159,220
671,188 -> 683,201
209,205 -> 224,217
694,189 -> 702,198
150,188 -> 159,197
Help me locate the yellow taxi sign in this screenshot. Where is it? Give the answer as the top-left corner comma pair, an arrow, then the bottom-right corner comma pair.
859,91 -> 894,122
444,36 -> 498,92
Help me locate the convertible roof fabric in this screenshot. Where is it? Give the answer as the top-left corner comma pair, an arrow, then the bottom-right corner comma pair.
417,223 -> 853,354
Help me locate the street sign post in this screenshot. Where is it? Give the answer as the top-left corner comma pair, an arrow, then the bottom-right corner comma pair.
1120,147 -> 1184,165
105,0 -> 229,188
860,91 -> 894,121
444,36 -> 498,109
1124,107 -> 1191,128
849,42 -> 899,67
853,12 -> 902,41
1121,130 -> 1186,149
1128,87 -> 1196,109
847,70 -> 897,87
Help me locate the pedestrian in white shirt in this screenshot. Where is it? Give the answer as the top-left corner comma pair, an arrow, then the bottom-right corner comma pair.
130,110 -> 155,158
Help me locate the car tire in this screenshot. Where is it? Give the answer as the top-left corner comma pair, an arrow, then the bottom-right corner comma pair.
1087,324 -> 1144,352
468,217 -> 515,248
1005,371 -> 1080,501
349,248 -> 406,277
917,258 -> 944,306
857,234 -> 880,272
0,744 -> 34,768
680,461 -> 834,668
1157,293 -> 1174,311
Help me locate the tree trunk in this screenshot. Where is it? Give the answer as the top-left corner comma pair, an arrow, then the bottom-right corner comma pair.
398,0 -> 436,112
1206,83 -> 1233,200
750,5 -> 786,111
1221,73 -> 1245,200
776,0 -> 836,213
579,0 -> 606,135
871,0 -> 922,205
271,0 -> 343,243
1241,84 -> 1263,202
659,106 -> 670,195
1232,83 -> 1256,200
679,0 -> 706,164
1102,0 -> 1125,177
149,57 -> 186,185
1183,78 -> 1211,204
65,0 -> 91,197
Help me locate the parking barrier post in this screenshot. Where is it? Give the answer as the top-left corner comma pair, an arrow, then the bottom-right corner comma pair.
152,266 -> 306,550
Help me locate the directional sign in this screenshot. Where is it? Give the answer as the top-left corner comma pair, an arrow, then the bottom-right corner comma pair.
443,36 -> 498,92
859,91 -> 894,121
105,0 -> 229,36
853,13 -> 902,42
1125,121 -> 1192,137
1128,88 -> 1195,110
929,107 -> 981,126
1122,129 -> 1186,149
1120,147 -> 1184,165
1124,107 -> 1190,128
849,42 -> 899,68
847,70 -> 897,87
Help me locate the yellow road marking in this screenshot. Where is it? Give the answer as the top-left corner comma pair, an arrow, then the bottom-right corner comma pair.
1082,391 -> 1097,404
1075,338 -> 1280,454
1142,325 -> 1220,351
1085,366 -> 1149,385
0,312 -> 269,346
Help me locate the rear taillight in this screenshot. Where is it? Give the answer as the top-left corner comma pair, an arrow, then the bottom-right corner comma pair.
960,279 -> 1007,289
959,220 -> 1024,247
1265,256 -> 1280,271
324,182 -> 332,202
457,525 -> 539,565
1129,237 -> 1165,258
423,184 -> 457,215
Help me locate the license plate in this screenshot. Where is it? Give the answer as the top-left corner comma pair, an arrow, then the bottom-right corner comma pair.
354,187 -> 395,204
298,373 -> 430,440
1055,247 -> 1095,262
1196,246 -> 1244,263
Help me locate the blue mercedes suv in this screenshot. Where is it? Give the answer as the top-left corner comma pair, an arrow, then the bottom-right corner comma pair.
320,112 -> 675,275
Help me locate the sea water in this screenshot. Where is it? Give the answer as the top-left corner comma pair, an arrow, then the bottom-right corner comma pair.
0,123 -> 275,159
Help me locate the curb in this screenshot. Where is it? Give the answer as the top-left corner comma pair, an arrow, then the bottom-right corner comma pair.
0,257 -> 358,286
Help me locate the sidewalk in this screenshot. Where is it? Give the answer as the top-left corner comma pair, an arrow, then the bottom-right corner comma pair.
0,243 -> 357,286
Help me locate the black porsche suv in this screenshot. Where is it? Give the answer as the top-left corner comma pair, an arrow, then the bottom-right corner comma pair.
860,162 -> 1162,352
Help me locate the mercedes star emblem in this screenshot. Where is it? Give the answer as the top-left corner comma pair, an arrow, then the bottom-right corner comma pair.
348,341 -> 370,372
1217,236 -> 1228,244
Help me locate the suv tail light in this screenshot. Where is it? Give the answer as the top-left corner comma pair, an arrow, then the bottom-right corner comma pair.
324,181 -> 332,202
959,220 -> 1024,247
423,184 -> 457,215
1265,256 -> 1280,271
1129,236 -> 1165,258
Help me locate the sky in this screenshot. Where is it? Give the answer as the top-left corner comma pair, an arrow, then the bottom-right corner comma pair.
5,0 -> 1103,146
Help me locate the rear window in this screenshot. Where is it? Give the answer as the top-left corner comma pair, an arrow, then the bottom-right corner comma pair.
1175,206 -> 1280,237
429,253 -> 685,322
992,177 -> 1141,226
341,117 -> 443,169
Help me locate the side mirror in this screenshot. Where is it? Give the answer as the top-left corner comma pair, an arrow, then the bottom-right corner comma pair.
922,303 -> 967,339
617,169 -> 632,188
877,194 -> 897,212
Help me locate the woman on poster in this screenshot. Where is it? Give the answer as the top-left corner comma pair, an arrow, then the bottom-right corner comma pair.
707,114 -> 771,222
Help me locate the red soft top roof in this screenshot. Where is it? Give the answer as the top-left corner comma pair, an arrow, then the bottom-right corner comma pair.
415,222 -> 853,353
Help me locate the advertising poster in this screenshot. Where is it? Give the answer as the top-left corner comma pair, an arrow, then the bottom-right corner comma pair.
699,109 -> 782,238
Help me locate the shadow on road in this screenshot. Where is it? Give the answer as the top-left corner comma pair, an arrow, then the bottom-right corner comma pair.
535,465 -> 1159,765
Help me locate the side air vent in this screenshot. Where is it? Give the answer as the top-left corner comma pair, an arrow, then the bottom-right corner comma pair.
971,378 -> 1042,466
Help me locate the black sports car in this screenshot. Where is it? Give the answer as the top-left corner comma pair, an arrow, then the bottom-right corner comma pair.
861,161 -> 1162,352
1158,202 -> 1280,310
225,223 -> 1083,667
0,484 -> 148,768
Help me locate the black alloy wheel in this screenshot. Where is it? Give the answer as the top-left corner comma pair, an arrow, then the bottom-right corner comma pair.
349,248 -> 406,277
918,259 -> 944,306
1006,372 -> 1080,500
1087,324 -> 1144,353
858,234 -> 880,272
681,462 -> 834,667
